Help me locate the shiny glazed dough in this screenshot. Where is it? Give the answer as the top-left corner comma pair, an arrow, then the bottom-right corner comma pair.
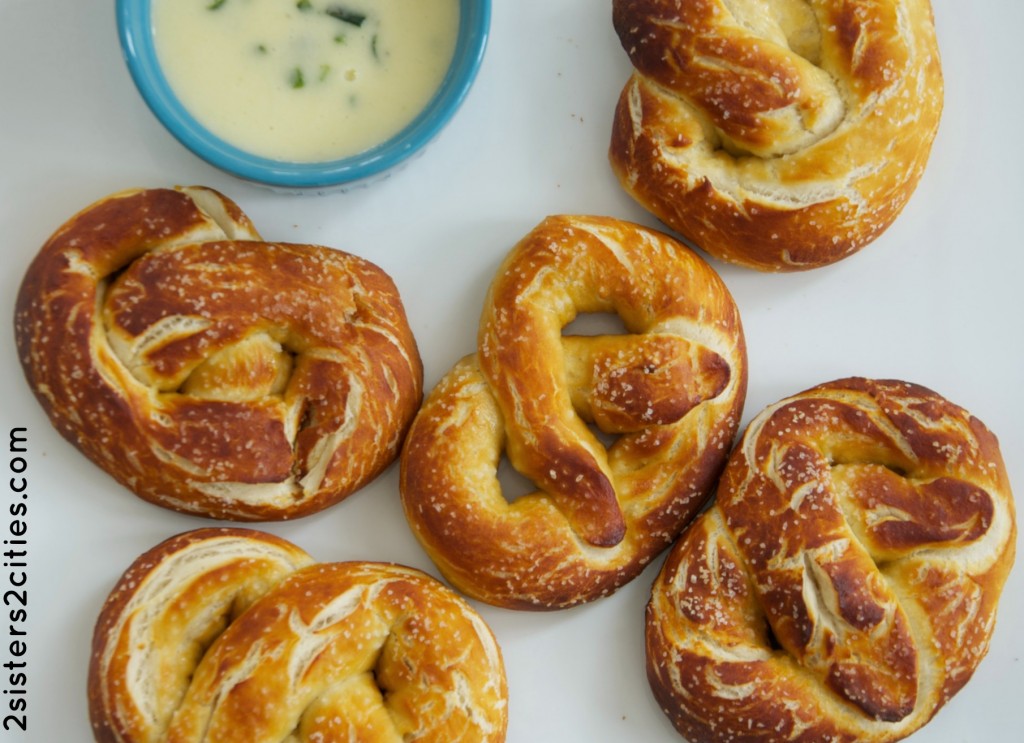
88,528 -> 508,743
609,0 -> 944,271
14,187 -> 422,520
646,378 -> 1016,742
401,215 -> 747,609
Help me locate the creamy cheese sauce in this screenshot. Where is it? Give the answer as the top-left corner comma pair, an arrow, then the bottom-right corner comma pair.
153,0 -> 460,162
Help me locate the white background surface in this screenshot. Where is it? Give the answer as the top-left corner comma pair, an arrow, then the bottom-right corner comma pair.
0,1 -> 1021,741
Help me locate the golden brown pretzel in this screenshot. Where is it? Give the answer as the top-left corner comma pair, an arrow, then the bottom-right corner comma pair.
88,527 -> 508,743
609,0 -> 943,271
401,215 -> 747,609
646,378 -> 1015,742
14,187 -> 422,520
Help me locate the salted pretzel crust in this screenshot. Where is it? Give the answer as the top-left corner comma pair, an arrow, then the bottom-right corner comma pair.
88,528 -> 508,743
609,0 -> 943,271
401,215 -> 746,609
15,187 -> 422,520
646,378 -> 1015,742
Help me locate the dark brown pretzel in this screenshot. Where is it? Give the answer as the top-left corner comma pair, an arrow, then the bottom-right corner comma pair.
401,215 -> 746,609
610,0 -> 943,271
15,187 -> 422,520
647,378 -> 1015,741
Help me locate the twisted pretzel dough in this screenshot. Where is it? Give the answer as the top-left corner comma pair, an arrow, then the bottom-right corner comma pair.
401,215 -> 746,609
15,187 -> 422,520
88,528 -> 508,743
610,0 -> 943,271
646,378 -> 1015,742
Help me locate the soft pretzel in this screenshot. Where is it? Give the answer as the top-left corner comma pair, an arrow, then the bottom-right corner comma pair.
14,187 -> 422,520
609,0 -> 943,271
400,215 -> 746,609
646,378 -> 1015,742
88,527 -> 508,743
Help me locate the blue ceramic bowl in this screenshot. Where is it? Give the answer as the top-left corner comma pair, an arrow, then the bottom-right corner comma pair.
117,0 -> 490,191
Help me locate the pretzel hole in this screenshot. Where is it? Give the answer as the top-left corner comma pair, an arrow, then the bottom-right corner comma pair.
826,451 -> 909,479
497,455 -> 538,505
494,420 -> 618,507
763,616 -> 782,651
562,311 -> 630,337
587,422 -> 620,449
179,593 -> 251,683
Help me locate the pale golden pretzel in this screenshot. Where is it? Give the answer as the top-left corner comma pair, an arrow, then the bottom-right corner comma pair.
15,187 -> 422,520
646,378 -> 1015,742
610,0 -> 943,271
401,215 -> 747,609
88,528 -> 508,743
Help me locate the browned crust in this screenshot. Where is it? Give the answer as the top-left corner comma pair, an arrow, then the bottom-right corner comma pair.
15,187 -> 423,520
609,0 -> 944,271
646,378 -> 1016,741
401,215 -> 747,609
87,527 -> 315,743
88,528 -> 508,743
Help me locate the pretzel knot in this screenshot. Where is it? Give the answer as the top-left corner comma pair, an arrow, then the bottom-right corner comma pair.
15,187 -> 422,520
646,378 -> 1016,742
88,528 -> 508,743
609,0 -> 943,271
401,216 -> 747,609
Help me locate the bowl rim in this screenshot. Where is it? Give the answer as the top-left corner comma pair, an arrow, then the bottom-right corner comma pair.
116,0 -> 491,189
